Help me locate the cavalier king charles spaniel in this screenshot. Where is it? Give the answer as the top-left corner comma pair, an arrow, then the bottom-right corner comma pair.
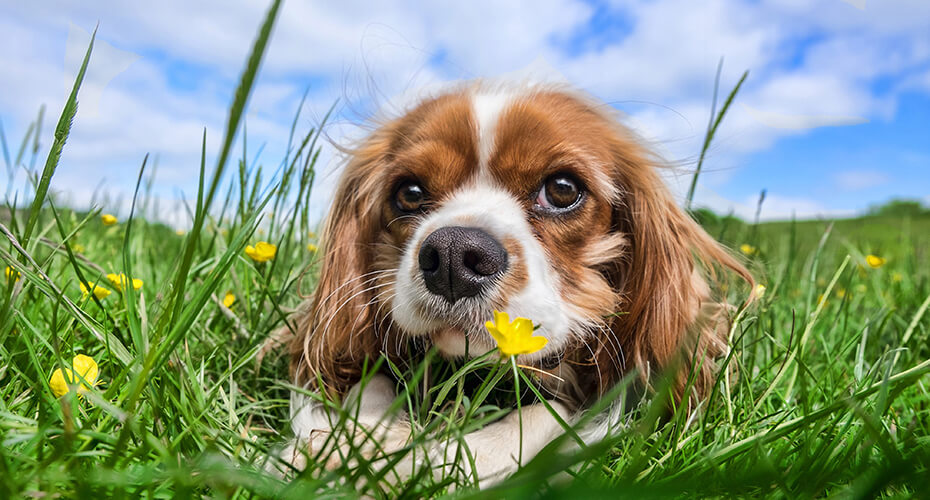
279,81 -> 752,486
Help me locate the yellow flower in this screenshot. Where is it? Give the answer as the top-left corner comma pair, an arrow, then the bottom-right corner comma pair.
816,294 -> 828,307
49,354 -> 99,398
740,244 -> 757,256
306,243 -> 318,253
175,229 -> 186,236
836,288 -> 846,299
101,214 -> 118,226
245,241 -> 277,263
72,243 -> 86,253
753,284 -> 766,298
223,292 -> 235,308
4,266 -> 19,282
308,231 -> 317,239
80,281 -> 111,299
865,254 -> 886,269
892,272 -> 903,283
484,310 -> 548,357
106,273 -> 143,292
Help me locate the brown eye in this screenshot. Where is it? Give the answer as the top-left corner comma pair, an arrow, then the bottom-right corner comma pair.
536,174 -> 582,211
395,181 -> 427,212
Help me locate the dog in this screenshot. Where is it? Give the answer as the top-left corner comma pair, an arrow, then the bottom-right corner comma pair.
280,81 -> 752,487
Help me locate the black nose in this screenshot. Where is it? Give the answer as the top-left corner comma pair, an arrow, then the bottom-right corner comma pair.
418,226 -> 508,303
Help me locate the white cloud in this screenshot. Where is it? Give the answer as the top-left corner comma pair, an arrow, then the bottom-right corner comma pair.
693,187 -> 856,221
741,103 -> 868,130
834,170 -> 890,191
64,23 -> 140,118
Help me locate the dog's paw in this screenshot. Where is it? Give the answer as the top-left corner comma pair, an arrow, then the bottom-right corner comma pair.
302,420 -> 413,472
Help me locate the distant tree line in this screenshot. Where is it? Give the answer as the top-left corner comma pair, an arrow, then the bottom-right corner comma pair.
689,198 -> 928,226
866,198 -> 929,217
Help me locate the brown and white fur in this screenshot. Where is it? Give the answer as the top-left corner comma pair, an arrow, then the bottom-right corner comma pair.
281,81 -> 752,486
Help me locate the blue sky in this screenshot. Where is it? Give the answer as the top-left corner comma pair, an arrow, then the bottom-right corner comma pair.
1,0 -> 928,225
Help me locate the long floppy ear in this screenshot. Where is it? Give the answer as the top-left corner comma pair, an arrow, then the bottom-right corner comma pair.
289,129 -> 394,397
604,138 -> 753,407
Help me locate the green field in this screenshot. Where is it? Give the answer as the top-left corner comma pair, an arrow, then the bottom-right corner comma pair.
2,3 -> 929,498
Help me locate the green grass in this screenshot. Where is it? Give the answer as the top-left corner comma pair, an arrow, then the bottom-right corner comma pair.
2,4 -> 929,497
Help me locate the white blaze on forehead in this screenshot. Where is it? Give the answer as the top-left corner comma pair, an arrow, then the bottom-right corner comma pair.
471,91 -> 516,173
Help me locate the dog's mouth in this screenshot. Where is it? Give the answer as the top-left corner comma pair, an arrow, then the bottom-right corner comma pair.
428,326 -> 495,358
424,324 -> 564,370
396,287 -> 562,364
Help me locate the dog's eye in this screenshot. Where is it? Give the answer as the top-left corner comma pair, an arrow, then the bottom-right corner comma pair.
536,174 -> 582,211
395,181 -> 427,212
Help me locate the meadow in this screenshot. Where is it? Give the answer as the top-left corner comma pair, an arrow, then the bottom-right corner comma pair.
2,2 -> 929,497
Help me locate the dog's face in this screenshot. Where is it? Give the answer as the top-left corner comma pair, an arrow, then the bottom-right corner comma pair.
383,90 -> 623,363
292,83 -> 750,405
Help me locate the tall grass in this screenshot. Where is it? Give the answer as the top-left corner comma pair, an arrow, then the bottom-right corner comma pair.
2,2 -> 929,497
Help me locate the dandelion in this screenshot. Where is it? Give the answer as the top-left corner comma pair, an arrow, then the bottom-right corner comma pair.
865,254 -> 886,269
223,292 -> 235,308
245,241 -> 277,263
306,243 -> 318,253
49,354 -> 99,398
106,273 -> 143,292
101,214 -> 118,226
753,283 -> 766,298
740,244 -> 757,256
484,310 -> 548,357
80,281 -> 111,299
4,266 -> 19,282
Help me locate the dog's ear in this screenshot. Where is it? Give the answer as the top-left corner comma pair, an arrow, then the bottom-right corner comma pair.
599,133 -> 753,407
290,128 -> 394,397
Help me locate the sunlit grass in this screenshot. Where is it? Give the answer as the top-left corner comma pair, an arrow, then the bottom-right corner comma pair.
2,1 -> 929,497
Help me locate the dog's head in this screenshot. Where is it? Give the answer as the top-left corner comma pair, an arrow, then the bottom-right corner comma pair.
291,83 -> 751,407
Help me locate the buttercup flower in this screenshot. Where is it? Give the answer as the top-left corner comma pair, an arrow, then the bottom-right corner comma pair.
245,241 -> 277,263
4,266 -> 19,282
101,214 -> 118,226
865,254 -> 886,269
49,354 -> 99,398
485,310 -> 548,357
740,244 -> 757,256
753,284 -> 766,298
306,243 -> 318,253
80,281 -> 111,299
223,292 -> 235,308
106,273 -> 143,292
